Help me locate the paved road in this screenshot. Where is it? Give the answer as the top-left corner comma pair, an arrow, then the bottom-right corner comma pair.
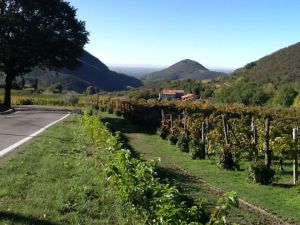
0,106 -> 69,159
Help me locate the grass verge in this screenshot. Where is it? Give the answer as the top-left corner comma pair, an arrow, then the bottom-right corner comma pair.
0,116 -> 128,225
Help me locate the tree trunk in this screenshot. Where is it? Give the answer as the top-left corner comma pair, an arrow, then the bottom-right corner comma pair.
4,74 -> 13,108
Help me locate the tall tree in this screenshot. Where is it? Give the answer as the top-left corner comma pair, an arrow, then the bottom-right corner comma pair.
0,0 -> 88,108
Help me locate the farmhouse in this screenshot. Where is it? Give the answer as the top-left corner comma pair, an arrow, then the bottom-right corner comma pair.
158,90 -> 185,100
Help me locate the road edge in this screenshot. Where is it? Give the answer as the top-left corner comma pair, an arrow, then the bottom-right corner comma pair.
0,113 -> 70,158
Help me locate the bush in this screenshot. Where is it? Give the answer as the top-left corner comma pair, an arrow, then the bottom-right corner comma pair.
115,110 -> 122,117
107,108 -> 114,114
19,98 -> 33,105
248,161 -> 275,185
189,140 -> 205,160
177,136 -> 190,152
167,134 -> 178,145
156,127 -> 168,139
63,93 -> 79,106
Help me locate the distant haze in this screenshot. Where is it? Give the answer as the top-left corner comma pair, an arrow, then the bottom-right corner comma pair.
108,65 -> 166,77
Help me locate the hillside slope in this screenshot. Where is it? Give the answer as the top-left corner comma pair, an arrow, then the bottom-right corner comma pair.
143,59 -> 227,81
233,42 -> 300,83
25,51 -> 143,92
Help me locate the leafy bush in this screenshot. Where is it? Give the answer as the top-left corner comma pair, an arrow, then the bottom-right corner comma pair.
177,136 -> 190,152
167,133 -> 178,145
189,140 -> 205,160
115,110 -> 122,117
63,93 -> 79,106
156,127 -> 168,139
107,108 -> 114,114
248,161 -> 275,185
19,98 -> 33,105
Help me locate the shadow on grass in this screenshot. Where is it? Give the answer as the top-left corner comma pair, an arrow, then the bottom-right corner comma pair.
101,116 -> 154,134
0,212 -> 59,225
272,183 -> 294,188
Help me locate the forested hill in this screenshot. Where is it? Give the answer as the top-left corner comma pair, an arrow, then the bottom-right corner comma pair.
142,59 -> 227,81
24,50 -> 143,92
232,42 -> 300,83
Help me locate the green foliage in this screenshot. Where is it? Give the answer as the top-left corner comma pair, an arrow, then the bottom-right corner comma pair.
209,192 -> 239,225
215,77 -> 270,105
248,161 -> 275,185
273,85 -> 298,107
177,135 -> 190,152
81,113 -> 207,224
0,0 -> 89,107
157,127 -> 169,139
189,139 -> 205,160
167,133 -> 178,145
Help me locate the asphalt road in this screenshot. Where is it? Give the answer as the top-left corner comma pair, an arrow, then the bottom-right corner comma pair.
0,106 -> 69,159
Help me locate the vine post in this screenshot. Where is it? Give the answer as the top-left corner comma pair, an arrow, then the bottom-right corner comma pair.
222,115 -> 230,146
161,109 -> 165,126
183,110 -> 188,139
170,114 -> 173,134
201,121 -> 206,159
252,123 -> 258,161
264,118 -> 271,168
293,128 -> 299,185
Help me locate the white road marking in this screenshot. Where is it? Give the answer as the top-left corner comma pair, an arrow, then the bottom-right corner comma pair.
0,113 -> 70,158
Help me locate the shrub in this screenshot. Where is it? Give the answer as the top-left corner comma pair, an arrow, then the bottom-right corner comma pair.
63,93 -> 79,106
19,98 -> 33,105
177,136 -> 190,152
107,108 -> 114,114
115,110 -> 122,117
189,140 -> 205,160
167,134 -> 178,145
156,127 -> 168,139
248,161 -> 275,185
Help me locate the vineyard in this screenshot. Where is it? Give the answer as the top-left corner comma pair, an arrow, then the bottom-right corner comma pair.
94,97 -> 300,186
80,113 -> 239,224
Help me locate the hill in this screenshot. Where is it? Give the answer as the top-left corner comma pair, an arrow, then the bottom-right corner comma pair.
233,42 -> 300,83
24,51 -> 143,92
142,59 -> 227,81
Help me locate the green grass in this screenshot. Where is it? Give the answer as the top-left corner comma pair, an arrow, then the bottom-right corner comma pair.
0,116 -> 129,225
100,111 -> 300,224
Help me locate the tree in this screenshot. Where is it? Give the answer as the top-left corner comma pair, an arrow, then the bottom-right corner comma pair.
0,0 -> 88,108
274,86 -> 298,107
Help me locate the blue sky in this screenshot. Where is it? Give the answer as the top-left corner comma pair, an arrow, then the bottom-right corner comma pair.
69,0 -> 300,69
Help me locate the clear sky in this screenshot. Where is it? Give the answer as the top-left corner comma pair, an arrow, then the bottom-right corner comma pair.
68,0 -> 300,70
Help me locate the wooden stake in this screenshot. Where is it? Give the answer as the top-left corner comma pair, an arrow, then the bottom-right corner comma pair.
252,124 -> 258,161
222,115 -> 229,146
293,128 -> 299,185
264,118 -> 271,168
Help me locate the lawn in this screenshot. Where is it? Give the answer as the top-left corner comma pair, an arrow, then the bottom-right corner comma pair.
100,111 -> 300,224
0,116 -> 129,225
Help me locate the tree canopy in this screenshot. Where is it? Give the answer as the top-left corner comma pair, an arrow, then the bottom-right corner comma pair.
0,0 -> 89,107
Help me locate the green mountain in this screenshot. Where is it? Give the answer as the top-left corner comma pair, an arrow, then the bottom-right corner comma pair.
142,59 -> 227,81
233,42 -> 300,83
24,50 -> 143,92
